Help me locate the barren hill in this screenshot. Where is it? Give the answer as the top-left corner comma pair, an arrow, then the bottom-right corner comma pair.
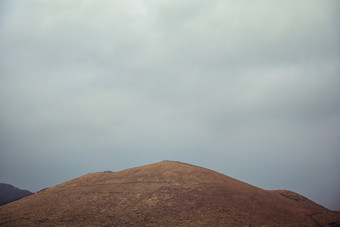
0,161 -> 339,226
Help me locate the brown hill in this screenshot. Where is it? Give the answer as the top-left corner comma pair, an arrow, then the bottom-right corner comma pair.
0,161 -> 339,226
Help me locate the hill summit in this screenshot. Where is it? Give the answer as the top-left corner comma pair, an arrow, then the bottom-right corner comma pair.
0,161 -> 339,226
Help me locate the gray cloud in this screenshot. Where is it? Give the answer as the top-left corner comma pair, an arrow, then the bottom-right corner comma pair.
1,0 -> 339,210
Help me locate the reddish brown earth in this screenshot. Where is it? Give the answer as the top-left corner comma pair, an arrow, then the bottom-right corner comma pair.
0,161 -> 339,226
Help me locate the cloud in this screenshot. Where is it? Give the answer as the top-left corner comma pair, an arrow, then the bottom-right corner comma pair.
1,0 -> 339,210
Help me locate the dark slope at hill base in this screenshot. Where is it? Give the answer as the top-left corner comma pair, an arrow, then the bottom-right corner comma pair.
0,161 -> 339,226
0,183 -> 32,206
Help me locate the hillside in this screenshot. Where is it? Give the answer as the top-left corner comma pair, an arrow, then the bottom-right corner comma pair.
0,183 -> 32,206
0,161 -> 339,226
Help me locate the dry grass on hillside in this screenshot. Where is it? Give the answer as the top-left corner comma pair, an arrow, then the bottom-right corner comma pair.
1,161 -> 339,226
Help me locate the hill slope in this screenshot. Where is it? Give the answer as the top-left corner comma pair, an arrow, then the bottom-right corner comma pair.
0,161 -> 339,226
0,183 -> 32,206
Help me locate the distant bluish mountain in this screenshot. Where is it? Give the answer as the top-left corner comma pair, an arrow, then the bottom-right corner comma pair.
0,183 -> 32,206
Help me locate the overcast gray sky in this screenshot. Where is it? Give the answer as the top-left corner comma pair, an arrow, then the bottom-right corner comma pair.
1,0 -> 339,210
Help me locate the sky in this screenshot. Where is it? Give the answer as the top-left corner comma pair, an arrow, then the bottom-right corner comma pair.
0,0 -> 339,210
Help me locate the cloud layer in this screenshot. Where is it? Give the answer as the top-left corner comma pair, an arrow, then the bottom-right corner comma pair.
1,0 -> 339,210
